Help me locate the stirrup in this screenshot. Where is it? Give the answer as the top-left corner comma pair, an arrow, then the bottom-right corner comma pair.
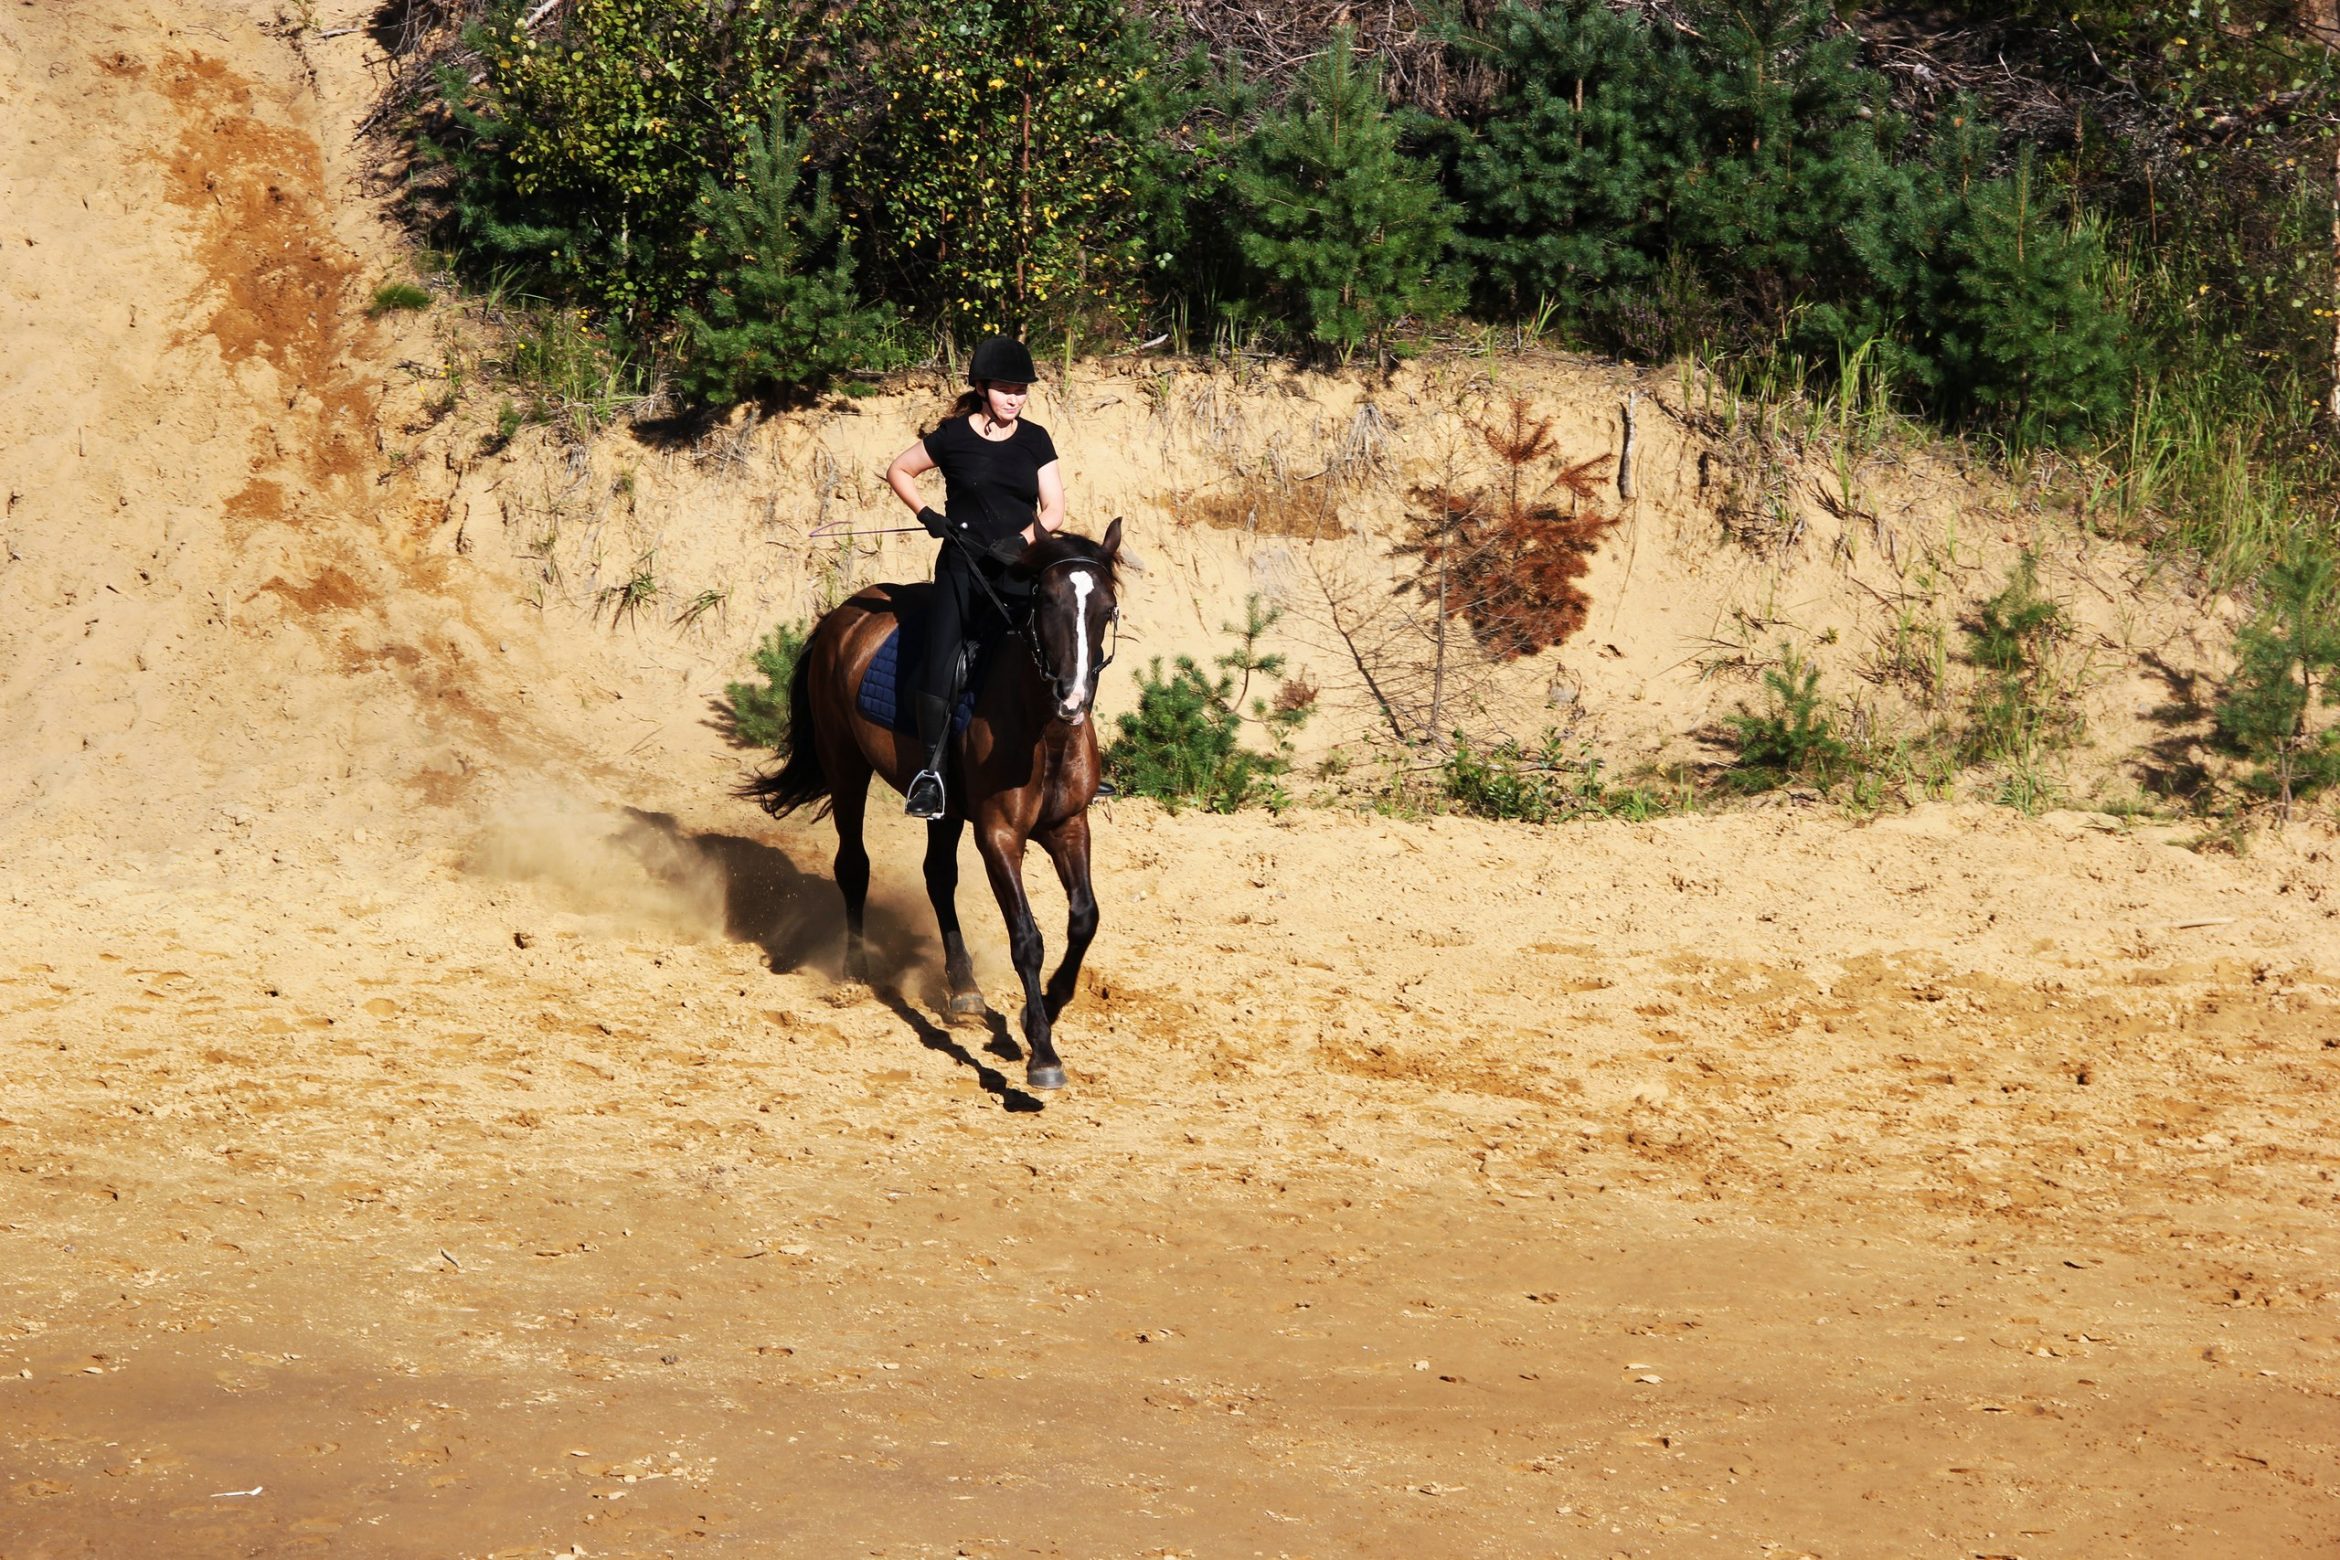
904,768 -> 946,820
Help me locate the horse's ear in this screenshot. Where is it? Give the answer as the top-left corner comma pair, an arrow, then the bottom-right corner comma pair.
1101,516 -> 1123,561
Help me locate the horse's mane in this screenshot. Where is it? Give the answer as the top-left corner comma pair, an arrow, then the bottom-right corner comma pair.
1013,531 -> 1120,591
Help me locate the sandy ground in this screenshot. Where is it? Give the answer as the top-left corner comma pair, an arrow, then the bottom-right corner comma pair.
2,4 -> 2337,1558
4,802 -> 2339,1558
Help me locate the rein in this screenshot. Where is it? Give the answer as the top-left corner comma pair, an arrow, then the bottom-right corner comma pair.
943,453 -> 1115,689
946,538 -> 1118,697
931,463 -> 1113,706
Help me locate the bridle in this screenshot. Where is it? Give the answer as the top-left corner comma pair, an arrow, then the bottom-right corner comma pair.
1020,554 -> 1119,700
941,523 -> 1118,713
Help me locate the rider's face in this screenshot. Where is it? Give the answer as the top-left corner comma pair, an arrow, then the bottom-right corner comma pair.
982,381 -> 1030,423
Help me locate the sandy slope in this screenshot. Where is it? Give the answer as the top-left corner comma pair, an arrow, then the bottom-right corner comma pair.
1,5 -> 2336,1558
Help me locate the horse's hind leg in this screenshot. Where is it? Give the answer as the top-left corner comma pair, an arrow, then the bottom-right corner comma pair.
922,815 -> 985,1025
1035,814 -> 1099,1023
828,762 -> 874,984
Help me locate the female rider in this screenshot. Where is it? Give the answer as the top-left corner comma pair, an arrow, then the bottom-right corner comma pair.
885,336 -> 1065,819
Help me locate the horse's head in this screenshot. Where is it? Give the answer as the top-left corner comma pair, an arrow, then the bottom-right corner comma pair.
1015,518 -> 1123,728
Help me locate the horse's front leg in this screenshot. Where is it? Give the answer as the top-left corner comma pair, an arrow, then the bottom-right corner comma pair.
922,814 -> 985,1025
1034,814 -> 1099,1023
976,826 -> 1060,1091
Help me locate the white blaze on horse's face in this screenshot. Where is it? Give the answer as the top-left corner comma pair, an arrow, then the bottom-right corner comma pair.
1031,560 -> 1110,728
1058,570 -> 1097,726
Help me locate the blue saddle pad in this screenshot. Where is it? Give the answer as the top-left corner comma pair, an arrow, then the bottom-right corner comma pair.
856,620 -> 984,736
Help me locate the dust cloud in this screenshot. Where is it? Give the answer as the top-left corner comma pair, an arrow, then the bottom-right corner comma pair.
465,791 -> 734,943
463,787 -> 937,984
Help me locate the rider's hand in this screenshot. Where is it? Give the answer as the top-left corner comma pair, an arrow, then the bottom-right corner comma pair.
986,533 -> 1030,566
916,506 -> 949,539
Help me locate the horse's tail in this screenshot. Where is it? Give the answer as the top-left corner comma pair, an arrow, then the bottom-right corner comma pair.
738,639 -> 832,820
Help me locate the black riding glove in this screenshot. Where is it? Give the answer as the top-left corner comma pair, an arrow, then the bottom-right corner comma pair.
985,533 -> 1030,566
916,506 -> 949,539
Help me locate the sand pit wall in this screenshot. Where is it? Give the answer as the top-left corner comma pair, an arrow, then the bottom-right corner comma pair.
0,0 -> 2239,868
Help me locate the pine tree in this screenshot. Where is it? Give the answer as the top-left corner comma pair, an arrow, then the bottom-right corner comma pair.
1104,599 -> 1310,812
1723,646 -> 1850,792
1229,27 -> 1460,356
1398,400 -> 1619,665
1454,0 -> 1689,314
1672,0 -> 1901,301
724,620 -> 812,750
1822,102 -> 1999,405
1925,148 -> 2130,445
2215,553 -> 2340,814
1666,0 -> 1918,341
1123,44 -> 1260,333
675,103 -> 873,403
1961,551 -> 2081,765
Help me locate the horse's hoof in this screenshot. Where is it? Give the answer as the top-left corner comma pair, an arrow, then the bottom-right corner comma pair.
945,992 -> 989,1027
1025,1064 -> 1067,1092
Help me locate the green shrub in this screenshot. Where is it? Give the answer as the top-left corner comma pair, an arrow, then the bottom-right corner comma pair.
2214,552 -> 2340,814
1105,597 -> 1311,811
424,0 -> 821,323
1442,729 -> 1667,822
505,305 -> 648,437
1228,27 -> 1459,356
1722,645 -> 1850,793
488,397 -> 524,451
835,0 -> 1165,340
674,103 -> 875,403
725,621 -> 812,749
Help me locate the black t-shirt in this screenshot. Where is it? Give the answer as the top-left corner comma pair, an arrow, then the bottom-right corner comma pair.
922,416 -> 1060,546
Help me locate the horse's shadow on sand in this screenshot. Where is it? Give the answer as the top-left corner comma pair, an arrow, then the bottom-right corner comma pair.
617,808 -> 1044,1112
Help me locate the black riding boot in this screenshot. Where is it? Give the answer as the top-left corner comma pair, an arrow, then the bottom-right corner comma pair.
904,692 -> 950,820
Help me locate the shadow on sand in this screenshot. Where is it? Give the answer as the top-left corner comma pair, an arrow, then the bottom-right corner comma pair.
2134,650 -> 2215,801
617,807 -> 1044,1110
874,989 -> 1045,1113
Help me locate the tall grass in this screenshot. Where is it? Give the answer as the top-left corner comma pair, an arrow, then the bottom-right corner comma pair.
508,306 -> 654,439
1670,239 -> 2329,606
2109,377 -> 2309,589
2099,236 -> 2334,589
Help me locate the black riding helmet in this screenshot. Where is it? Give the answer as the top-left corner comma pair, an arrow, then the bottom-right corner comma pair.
969,336 -> 1038,385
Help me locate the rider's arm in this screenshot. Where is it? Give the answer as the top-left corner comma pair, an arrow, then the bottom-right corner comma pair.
1033,459 -> 1065,538
887,441 -> 937,513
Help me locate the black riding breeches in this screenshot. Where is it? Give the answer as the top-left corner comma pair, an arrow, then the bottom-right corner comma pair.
916,544 -> 1009,722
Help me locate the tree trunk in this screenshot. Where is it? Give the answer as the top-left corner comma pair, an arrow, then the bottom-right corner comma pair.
1430,541 -> 1449,743
2310,8 -> 2340,426
1015,88 -> 1033,335
2328,124 -> 2340,428
1618,393 -> 1638,502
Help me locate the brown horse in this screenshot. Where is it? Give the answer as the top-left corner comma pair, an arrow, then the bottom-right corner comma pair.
742,521 -> 1123,1092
